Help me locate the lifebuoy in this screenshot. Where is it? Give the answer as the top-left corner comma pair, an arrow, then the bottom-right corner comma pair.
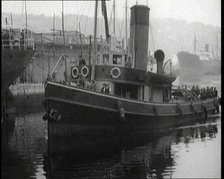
49,108 -> 60,121
49,109 -> 56,119
111,67 -> 121,79
81,66 -> 89,78
71,66 -> 79,79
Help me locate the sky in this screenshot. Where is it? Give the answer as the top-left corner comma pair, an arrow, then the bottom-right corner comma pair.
1,0 -> 221,27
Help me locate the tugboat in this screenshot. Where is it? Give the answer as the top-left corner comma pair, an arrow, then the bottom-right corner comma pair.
43,1 -> 220,137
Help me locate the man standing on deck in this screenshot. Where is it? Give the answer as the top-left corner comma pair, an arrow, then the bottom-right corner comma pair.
105,84 -> 111,94
101,83 -> 106,93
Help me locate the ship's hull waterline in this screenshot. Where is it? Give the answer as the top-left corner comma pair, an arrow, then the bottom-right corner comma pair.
44,81 -> 219,137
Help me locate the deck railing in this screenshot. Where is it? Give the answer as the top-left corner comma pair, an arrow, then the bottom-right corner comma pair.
2,38 -> 35,50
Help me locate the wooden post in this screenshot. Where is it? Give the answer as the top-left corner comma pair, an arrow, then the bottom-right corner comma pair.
62,0 -> 66,52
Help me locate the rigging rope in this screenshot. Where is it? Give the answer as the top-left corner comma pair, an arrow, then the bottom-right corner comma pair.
115,8 -> 122,37
119,10 -> 126,38
75,1 -> 88,32
149,22 -> 155,53
71,1 -> 85,31
20,1 -> 24,27
142,22 -> 156,67
83,2 -> 91,35
108,7 -> 113,33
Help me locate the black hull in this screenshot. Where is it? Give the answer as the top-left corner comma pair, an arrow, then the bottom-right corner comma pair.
44,81 -> 219,137
1,49 -> 35,95
46,99 -> 210,136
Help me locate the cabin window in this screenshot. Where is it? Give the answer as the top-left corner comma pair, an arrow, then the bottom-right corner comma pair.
97,54 -> 100,64
113,54 -> 122,65
114,83 -> 138,99
102,54 -> 109,65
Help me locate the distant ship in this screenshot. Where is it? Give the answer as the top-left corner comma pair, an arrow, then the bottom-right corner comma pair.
1,27 -> 35,97
177,35 -> 221,82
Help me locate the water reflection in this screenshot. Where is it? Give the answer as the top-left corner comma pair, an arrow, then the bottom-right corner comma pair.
1,95 -> 47,179
46,117 -> 220,179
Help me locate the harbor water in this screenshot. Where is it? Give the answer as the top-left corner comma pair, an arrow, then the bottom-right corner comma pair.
1,87 -> 221,179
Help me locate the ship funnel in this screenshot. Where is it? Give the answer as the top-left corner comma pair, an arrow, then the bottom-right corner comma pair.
129,5 -> 150,71
154,49 -> 165,75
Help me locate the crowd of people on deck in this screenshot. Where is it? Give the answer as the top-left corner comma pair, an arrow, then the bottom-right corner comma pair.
191,85 -> 218,100
76,74 -> 96,91
100,83 -> 111,94
76,74 -> 111,94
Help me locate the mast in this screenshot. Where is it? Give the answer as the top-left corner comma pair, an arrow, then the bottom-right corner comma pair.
193,30 -> 197,54
24,0 -> 28,50
125,0 -> 127,52
62,0 -> 66,52
91,0 -> 98,81
25,0 -> 27,28
79,22 -> 83,57
10,12 -> 13,27
53,13 -> 55,56
113,0 -> 115,34
88,35 -> 92,81
62,0 -> 67,82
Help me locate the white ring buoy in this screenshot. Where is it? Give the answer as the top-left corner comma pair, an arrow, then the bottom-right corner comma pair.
71,66 -> 79,79
81,66 -> 89,78
111,67 -> 121,79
